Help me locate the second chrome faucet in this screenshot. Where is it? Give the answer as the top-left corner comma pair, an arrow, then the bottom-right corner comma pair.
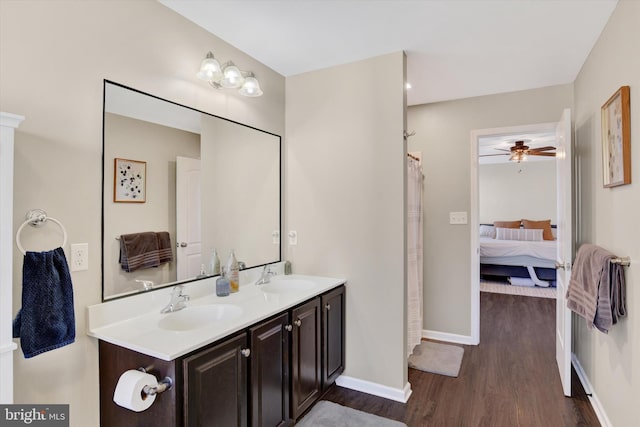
255,265 -> 276,286
161,285 -> 190,313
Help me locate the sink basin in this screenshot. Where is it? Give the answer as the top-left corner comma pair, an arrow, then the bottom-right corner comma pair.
260,278 -> 316,294
158,304 -> 243,331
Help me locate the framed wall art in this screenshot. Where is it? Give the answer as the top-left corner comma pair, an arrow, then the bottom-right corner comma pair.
114,158 -> 146,202
601,85 -> 631,188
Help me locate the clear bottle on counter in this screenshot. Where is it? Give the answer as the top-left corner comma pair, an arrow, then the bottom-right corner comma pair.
209,248 -> 220,276
216,267 -> 230,297
196,264 -> 207,278
226,250 -> 240,293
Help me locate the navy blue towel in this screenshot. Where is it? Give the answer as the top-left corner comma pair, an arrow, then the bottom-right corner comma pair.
13,247 -> 75,358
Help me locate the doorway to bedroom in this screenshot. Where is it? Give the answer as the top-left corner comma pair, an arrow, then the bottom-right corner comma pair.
470,109 -> 574,397
477,129 -> 558,299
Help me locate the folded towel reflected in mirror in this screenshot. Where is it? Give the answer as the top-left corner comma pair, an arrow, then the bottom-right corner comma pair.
119,231 -> 173,272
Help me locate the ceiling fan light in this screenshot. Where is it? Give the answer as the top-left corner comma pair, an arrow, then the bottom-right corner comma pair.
238,74 -> 263,97
220,62 -> 245,88
196,52 -> 222,82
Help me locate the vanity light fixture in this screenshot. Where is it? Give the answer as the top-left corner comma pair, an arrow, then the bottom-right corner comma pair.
197,52 -> 263,97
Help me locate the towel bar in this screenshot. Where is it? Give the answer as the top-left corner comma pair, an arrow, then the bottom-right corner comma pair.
15,209 -> 68,255
611,257 -> 631,267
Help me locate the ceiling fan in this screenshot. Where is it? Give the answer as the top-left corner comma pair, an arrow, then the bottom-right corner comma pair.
481,140 -> 556,162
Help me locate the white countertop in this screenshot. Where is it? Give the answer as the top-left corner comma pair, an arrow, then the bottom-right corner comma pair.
87,274 -> 345,361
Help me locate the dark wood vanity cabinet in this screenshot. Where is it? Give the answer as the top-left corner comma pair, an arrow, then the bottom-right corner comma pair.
99,285 -> 345,427
290,298 -> 322,421
321,285 -> 345,390
249,313 -> 290,427
99,340 -> 180,427
183,332 -> 249,427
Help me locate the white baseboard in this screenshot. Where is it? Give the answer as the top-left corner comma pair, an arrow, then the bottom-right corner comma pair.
422,329 -> 477,345
335,375 -> 412,403
571,353 -> 612,427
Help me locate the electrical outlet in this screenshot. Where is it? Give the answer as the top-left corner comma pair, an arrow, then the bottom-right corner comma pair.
71,243 -> 89,271
449,211 -> 468,225
288,231 -> 298,245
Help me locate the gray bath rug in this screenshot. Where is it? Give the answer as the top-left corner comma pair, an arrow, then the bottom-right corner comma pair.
297,401 -> 407,427
408,340 -> 464,377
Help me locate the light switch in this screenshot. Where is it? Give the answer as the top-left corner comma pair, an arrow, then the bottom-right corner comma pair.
272,230 -> 280,244
449,212 -> 468,225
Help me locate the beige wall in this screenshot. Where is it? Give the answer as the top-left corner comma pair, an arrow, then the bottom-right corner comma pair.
479,161 -> 557,225
573,1 -> 639,425
0,1 -> 284,425
408,84 -> 573,335
286,52 -> 408,391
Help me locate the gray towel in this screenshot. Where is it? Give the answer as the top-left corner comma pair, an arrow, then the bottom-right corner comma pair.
566,244 -> 625,333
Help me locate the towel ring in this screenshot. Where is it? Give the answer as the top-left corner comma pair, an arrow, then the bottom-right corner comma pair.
15,209 -> 68,255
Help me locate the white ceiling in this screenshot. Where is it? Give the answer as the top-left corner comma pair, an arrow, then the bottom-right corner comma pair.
159,0 -> 617,106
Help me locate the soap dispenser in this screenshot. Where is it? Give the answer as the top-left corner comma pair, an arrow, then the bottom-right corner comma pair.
209,248 -> 221,276
216,267 -> 230,297
226,250 -> 240,293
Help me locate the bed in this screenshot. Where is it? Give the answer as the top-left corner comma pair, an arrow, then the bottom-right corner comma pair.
479,224 -> 557,283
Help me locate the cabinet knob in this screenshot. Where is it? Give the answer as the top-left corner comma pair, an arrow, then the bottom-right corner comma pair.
178,242 -> 188,248
285,324 -> 293,332
294,319 -> 302,327
241,348 -> 251,358
325,303 -> 331,311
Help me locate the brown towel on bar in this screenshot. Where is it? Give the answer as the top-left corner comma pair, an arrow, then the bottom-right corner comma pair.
119,231 -> 173,272
119,232 -> 160,272
157,231 -> 173,264
566,244 -> 625,333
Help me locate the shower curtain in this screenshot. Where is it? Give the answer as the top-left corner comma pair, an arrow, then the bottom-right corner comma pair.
407,156 -> 424,355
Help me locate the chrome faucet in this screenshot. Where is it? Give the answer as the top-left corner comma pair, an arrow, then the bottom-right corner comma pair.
161,285 -> 190,313
136,279 -> 154,291
255,265 -> 276,285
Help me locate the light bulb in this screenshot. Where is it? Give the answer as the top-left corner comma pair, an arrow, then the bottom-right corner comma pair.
196,52 -> 222,82
239,74 -> 263,97
220,63 -> 245,89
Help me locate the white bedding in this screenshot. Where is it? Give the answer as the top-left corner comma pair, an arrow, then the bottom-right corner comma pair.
479,236 -> 557,261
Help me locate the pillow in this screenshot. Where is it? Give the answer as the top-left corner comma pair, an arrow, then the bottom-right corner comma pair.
493,220 -> 521,229
522,219 -> 554,240
495,227 -> 543,241
479,225 -> 496,238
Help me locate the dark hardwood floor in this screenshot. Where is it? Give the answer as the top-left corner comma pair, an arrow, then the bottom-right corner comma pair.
322,292 -> 600,426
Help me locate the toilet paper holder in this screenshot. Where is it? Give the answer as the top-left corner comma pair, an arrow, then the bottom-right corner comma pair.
137,367 -> 173,396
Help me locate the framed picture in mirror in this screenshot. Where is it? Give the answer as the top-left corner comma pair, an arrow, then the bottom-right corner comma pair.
601,85 -> 630,188
114,158 -> 146,202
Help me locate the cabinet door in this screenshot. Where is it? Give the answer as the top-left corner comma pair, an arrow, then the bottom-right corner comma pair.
291,298 -> 321,420
250,312 -> 291,427
322,286 -> 345,390
183,333 -> 248,427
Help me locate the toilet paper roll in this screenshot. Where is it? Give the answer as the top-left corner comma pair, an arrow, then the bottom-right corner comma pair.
113,370 -> 158,412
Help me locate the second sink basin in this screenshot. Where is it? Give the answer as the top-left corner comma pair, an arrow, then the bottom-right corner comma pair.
158,304 -> 243,331
260,277 -> 316,294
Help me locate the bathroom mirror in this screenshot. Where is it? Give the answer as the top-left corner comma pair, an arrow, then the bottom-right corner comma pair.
102,81 -> 281,300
